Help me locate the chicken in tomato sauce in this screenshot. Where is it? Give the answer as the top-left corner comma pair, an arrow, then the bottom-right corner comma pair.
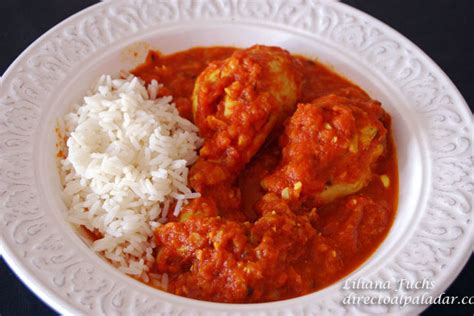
132,45 -> 398,303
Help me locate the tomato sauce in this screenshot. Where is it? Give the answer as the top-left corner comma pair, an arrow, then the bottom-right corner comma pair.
132,47 -> 398,303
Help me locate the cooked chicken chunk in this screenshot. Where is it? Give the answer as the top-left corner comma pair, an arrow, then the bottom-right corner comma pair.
190,45 -> 302,191
261,94 -> 388,205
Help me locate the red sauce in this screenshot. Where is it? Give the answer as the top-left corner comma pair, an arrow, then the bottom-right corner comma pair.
132,47 -> 236,121
132,46 -> 398,303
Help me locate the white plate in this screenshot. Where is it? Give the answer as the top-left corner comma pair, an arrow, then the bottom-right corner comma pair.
0,0 -> 472,314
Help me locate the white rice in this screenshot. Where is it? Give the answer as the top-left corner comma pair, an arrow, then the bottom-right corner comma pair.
59,74 -> 202,281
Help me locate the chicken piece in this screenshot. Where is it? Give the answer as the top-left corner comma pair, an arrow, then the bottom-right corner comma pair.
190,45 -> 302,191
261,94 -> 388,206
154,193 -> 319,303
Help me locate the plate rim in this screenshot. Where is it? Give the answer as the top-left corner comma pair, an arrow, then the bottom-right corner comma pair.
0,0 -> 472,314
